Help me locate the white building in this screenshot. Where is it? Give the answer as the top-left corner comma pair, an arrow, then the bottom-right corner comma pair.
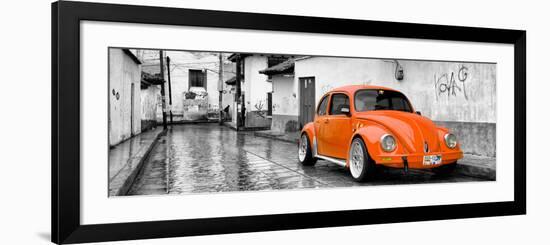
138,50 -> 235,122
108,48 -> 161,147
227,54 -> 293,129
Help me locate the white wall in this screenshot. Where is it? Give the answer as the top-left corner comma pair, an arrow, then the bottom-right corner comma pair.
108,49 -> 142,146
294,57 -> 496,123
244,55 -> 271,112
271,74 -> 298,116
140,85 -> 160,121
2,0 -> 549,245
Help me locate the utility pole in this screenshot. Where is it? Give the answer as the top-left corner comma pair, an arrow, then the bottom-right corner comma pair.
166,56 -> 173,124
159,50 -> 168,130
218,53 -> 223,125
235,56 -> 242,128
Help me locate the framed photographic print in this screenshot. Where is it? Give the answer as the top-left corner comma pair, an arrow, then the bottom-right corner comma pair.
52,1 -> 526,244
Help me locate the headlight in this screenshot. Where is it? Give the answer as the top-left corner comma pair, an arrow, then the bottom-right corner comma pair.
380,134 -> 397,152
444,133 -> 458,149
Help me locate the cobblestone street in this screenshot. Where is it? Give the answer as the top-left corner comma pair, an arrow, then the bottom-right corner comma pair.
128,124 -> 486,195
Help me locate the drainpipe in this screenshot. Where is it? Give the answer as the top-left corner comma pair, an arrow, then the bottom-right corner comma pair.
218,53 -> 223,125
166,56 -> 173,124
235,55 -> 242,128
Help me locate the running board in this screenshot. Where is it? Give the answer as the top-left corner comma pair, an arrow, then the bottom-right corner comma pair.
315,154 -> 347,167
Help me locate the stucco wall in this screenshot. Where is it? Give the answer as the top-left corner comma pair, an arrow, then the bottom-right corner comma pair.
244,56 -> 271,112
242,55 -> 273,128
271,74 -> 300,132
109,49 -> 142,146
271,74 -> 298,116
140,85 -> 160,131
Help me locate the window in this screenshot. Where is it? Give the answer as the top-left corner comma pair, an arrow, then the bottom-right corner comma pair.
354,89 -> 412,112
189,69 -> 206,88
329,93 -> 350,115
317,95 -> 329,115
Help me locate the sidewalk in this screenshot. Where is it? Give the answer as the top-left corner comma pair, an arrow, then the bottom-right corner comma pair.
108,127 -> 164,196
253,130 -> 496,180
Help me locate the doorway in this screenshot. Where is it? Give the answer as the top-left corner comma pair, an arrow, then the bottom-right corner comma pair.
299,77 -> 316,128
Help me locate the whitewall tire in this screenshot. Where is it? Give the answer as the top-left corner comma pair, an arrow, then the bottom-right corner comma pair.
348,137 -> 375,182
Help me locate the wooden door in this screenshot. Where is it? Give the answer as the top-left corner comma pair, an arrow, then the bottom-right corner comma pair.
299,77 -> 316,128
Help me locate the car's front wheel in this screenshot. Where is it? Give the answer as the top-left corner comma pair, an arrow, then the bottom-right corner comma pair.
298,133 -> 317,166
348,137 -> 376,182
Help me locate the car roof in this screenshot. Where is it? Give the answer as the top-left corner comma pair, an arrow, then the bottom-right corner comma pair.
327,85 -> 400,95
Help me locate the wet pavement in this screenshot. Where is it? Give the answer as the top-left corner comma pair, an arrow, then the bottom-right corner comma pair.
128,124 -> 487,196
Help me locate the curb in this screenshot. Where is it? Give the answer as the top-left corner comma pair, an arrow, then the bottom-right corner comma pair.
114,130 -> 164,196
455,162 -> 496,180
253,131 -> 299,144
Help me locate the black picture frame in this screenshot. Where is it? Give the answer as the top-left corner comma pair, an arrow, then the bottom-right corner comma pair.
52,1 -> 526,244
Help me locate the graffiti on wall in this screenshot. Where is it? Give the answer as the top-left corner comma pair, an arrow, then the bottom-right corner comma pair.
434,65 -> 469,101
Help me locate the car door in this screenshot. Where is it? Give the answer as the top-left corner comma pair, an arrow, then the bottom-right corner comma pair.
314,94 -> 330,156
323,93 -> 352,159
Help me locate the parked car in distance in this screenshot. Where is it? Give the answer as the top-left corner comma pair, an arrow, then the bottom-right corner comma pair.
298,85 -> 463,182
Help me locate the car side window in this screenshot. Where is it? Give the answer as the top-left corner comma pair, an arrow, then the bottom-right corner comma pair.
317,95 -> 329,116
329,93 -> 350,115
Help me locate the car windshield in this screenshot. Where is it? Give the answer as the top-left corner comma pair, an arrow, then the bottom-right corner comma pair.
354,89 -> 413,112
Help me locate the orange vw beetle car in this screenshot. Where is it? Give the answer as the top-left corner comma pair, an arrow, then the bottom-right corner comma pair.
298,85 -> 463,182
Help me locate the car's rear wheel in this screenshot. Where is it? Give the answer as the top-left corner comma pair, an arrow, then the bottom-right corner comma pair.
298,133 -> 317,166
433,162 -> 457,176
349,137 -> 375,182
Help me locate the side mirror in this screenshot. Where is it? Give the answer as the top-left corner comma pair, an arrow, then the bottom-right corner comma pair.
340,105 -> 351,115
415,111 -> 422,115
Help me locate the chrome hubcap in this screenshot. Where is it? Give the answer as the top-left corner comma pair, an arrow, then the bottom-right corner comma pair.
298,135 -> 308,162
349,141 -> 364,178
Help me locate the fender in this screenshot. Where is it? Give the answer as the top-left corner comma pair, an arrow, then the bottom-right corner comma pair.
351,124 -> 387,162
301,122 -> 316,151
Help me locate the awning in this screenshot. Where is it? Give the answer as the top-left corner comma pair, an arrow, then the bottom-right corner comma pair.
259,58 -> 295,75
225,76 -> 236,85
141,72 -> 165,87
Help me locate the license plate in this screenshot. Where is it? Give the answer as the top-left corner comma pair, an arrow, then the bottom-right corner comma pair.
423,155 -> 442,166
